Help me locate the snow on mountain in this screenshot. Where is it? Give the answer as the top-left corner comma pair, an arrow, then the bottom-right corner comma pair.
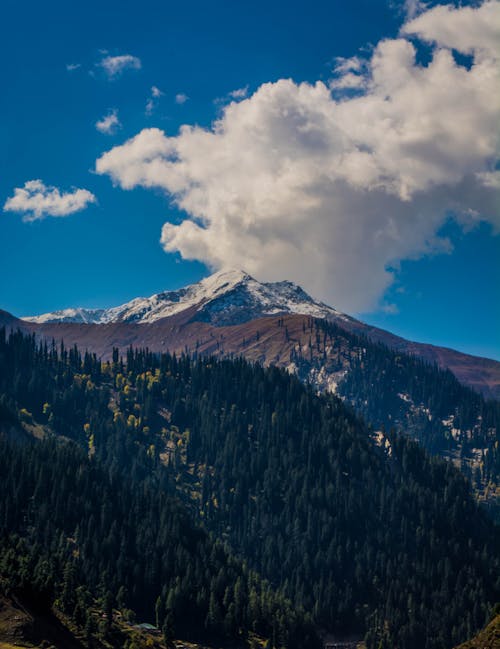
22,269 -> 348,326
24,307 -> 108,325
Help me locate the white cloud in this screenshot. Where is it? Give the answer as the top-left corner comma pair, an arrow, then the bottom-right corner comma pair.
329,72 -> 366,90
99,54 -> 142,79
402,1 -> 500,59
146,86 -> 164,115
333,56 -> 365,74
175,93 -> 189,104
229,86 -> 249,99
66,63 -> 81,71
96,109 -> 121,134
214,86 -> 250,106
402,0 -> 427,21
3,180 -> 96,222
381,302 -> 400,315
96,1 -> 500,313
330,56 -> 368,91
477,170 -> 500,189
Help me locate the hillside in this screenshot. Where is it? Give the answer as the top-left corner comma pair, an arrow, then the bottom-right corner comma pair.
12,270 -> 500,399
0,329 -> 498,649
3,308 -> 499,515
453,613 -> 500,649
0,593 -> 264,649
0,431 -> 318,649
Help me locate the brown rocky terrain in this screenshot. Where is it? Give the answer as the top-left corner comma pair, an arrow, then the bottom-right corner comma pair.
2,306 -> 499,399
453,613 -> 500,649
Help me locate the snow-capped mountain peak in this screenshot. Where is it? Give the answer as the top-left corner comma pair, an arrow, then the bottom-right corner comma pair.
22,269 -> 346,326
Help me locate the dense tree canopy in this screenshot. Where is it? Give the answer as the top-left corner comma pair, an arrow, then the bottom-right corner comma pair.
0,328 -> 499,649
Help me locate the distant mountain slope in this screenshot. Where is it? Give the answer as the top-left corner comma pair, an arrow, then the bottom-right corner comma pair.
2,311 -> 500,516
0,310 -> 24,330
17,269 -> 500,399
3,271 -> 500,511
337,318 -> 500,401
13,305 -> 500,400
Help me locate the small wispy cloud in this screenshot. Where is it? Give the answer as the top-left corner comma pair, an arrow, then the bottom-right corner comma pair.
381,303 -> 400,315
175,93 -> 189,104
329,72 -> 366,90
96,109 -> 121,134
333,56 -> 364,75
99,54 -> 142,79
402,0 -> 426,21
146,86 -> 164,115
228,86 -> 249,100
4,180 -> 96,221
214,86 -> 250,106
329,55 -> 368,92
66,63 -> 81,72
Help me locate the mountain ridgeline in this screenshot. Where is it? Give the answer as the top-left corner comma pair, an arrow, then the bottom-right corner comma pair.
296,318 -> 500,516
15,269 -> 500,400
4,269 -> 499,512
0,328 -> 499,649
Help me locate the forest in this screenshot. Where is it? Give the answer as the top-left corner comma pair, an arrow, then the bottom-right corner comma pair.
0,327 -> 499,649
288,317 -> 500,516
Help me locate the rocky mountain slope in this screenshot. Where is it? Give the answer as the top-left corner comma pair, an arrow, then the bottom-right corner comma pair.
5,270 -> 499,516
5,304 -> 500,517
22,269 -> 347,326
9,269 -> 500,399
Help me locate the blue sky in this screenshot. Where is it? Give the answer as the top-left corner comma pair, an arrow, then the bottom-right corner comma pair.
1,0 -> 499,360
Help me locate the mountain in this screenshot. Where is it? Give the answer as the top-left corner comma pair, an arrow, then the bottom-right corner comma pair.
4,271 -> 500,519
0,337 -> 320,649
1,329 -> 498,649
22,269 -> 347,325
19,269 -> 500,399
4,271 -> 500,516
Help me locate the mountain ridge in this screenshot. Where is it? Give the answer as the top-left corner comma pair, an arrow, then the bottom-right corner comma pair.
22,269 -> 347,326
9,269 -> 500,399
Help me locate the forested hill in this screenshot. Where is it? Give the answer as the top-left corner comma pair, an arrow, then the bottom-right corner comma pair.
0,328 -> 499,649
311,319 -> 500,517
0,435 -> 318,649
6,305 -> 499,511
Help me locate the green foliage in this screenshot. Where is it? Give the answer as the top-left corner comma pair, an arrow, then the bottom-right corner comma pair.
289,318 -> 500,517
0,328 -> 499,649
0,434 -> 317,647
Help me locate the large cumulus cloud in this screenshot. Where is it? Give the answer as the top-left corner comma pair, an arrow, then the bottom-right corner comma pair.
95,1 -> 500,313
